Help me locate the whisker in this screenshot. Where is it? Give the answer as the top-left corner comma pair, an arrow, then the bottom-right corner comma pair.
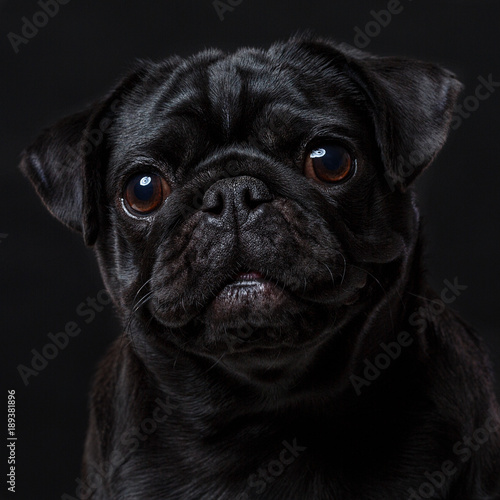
339,252 -> 347,286
132,291 -> 154,314
201,353 -> 226,374
322,262 -> 335,289
131,277 -> 153,309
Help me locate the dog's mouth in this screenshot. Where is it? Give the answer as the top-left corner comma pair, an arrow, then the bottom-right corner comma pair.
225,270 -> 265,285
218,270 -> 274,293
208,270 -> 290,324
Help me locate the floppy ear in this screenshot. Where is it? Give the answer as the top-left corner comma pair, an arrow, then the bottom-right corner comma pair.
19,62 -> 156,246
19,105 -> 104,245
343,47 -> 463,191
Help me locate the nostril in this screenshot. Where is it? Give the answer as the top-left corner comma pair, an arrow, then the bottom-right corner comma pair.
243,188 -> 262,210
242,184 -> 273,210
202,191 -> 224,215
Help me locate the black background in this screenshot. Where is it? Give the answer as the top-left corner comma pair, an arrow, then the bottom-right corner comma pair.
1,1 -> 500,498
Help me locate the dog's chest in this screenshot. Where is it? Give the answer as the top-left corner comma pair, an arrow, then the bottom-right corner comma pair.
104,420 -> 453,500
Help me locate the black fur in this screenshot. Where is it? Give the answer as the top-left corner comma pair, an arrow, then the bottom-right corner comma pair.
20,36 -> 500,499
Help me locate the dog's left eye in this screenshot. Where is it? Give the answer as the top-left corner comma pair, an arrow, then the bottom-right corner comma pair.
123,173 -> 171,216
304,144 -> 353,183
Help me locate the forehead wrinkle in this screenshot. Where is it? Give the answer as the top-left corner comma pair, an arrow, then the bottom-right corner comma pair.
150,71 -> 206,120
138,50 -> 224,127
207,58 -> 244,138
117,65 -> 213,150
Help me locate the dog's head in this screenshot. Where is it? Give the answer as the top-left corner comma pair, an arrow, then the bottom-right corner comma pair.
20,37 -> 461,376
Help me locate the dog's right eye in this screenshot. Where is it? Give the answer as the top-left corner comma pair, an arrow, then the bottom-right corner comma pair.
123,173 -> 171,216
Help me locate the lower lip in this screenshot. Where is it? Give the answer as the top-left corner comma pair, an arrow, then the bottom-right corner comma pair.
218,279 -> 275,299
212,273 -> 285,311
220,271 -> 268,292
234,271 -> 264,281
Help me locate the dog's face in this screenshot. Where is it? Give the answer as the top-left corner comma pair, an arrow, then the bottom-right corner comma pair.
21,38 -> 461,375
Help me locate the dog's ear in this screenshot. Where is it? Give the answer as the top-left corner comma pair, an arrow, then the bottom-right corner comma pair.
20,105 -> 103,245
342,45 -> 463,191
19,62 -> 155,246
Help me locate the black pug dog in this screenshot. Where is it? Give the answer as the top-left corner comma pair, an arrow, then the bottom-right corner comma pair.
21,36 -> 500,499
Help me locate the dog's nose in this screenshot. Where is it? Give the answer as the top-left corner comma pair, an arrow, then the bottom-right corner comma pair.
202,176 -> 272,222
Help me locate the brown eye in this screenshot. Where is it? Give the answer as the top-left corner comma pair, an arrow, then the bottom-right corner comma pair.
123,173 -> 170,215
304,144 -> 353,183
